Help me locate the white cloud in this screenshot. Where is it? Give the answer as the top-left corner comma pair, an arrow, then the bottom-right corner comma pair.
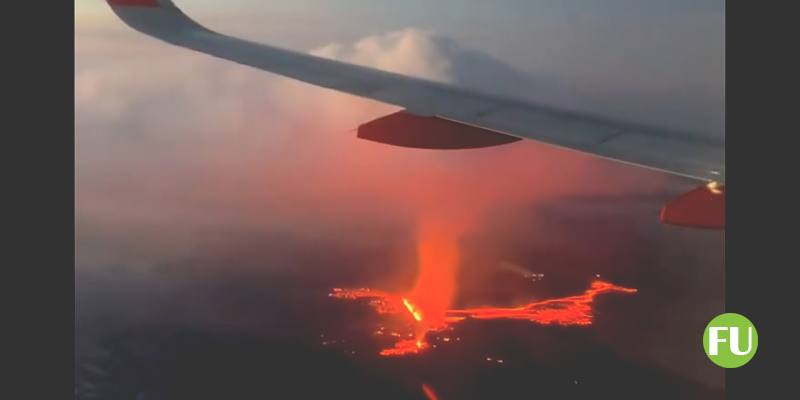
75,25 -> 673,248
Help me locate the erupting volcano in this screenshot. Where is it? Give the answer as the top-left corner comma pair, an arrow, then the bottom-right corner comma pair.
331,280 -> 637,356
330,220 -> 638,357
404,221 -> 460,345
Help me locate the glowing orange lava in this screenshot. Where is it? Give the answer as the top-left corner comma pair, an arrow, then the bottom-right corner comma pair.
331,280 -> 637,356
329,288 -> 400,315
446,280 -> 638,325
402,298 -> 423,322
422,383 -> 440,400
405,221 -> 460,340
378,339 -> 429,356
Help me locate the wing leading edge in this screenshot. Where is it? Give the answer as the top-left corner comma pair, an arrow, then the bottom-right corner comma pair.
106,0 -> 724,183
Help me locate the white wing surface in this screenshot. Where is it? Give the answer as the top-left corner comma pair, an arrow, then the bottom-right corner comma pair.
107,0 -> 725,183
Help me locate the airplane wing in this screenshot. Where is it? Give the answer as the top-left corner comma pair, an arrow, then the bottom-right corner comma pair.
106,0 -> 726,228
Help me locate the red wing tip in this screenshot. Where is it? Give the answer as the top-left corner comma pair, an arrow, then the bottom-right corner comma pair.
660,182 -> 725,229
107,0 -> 160,7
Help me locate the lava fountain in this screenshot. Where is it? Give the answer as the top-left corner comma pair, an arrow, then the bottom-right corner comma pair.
404,220 -> 460,344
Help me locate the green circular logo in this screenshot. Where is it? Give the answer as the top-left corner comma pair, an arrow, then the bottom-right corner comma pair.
703,313 -> 758,368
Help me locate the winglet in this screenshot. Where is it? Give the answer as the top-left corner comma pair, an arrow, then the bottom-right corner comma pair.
106,0 -> 209,43
660,182 -> 725,229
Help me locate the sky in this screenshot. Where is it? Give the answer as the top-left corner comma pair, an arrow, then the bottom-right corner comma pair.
76,0 -> 724,135
75,0 -> 725,396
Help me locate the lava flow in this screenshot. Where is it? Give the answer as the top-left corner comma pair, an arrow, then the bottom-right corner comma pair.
330,280 -> 637,356
329,216 -> 637,357
421,383 -> 440,400
445,280 -> 638,326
